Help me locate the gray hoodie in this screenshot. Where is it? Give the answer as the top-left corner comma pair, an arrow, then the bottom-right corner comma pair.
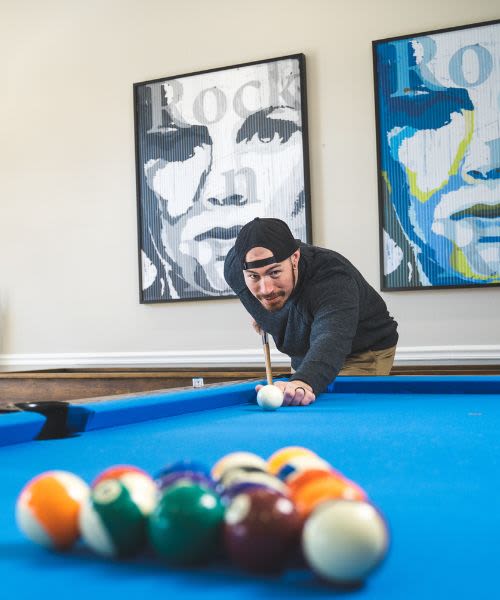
224,242 -> 398,394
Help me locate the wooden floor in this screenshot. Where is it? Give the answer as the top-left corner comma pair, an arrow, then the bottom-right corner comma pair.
1,365 -> 499,404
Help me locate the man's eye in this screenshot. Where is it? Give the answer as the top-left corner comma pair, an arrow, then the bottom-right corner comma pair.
143,126 -> 210,162
386,88 -> 473,130
250,120 -> 297,145
270,271 -> 281,277
237,111 -> 300,146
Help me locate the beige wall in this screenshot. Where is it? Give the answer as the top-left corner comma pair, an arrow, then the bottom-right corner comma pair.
1,0 -> 499,365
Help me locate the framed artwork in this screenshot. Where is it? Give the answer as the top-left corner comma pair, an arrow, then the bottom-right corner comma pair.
373,20 -> 500,290
133,54 -> 312,303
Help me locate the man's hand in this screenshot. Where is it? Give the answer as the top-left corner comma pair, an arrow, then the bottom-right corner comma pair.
255,380 -> 316,406
251,320 -> 262,335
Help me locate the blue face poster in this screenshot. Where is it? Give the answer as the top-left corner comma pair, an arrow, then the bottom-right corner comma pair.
134,55 -> 311,303
373,20 -> 500,290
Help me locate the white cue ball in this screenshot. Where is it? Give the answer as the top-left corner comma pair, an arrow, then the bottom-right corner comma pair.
256,384 -> 284,410
302,499 -> 389,584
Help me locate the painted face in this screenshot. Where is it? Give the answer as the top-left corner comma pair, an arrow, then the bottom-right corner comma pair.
386,26 -> 500,283
243,247 -> 300,312
142,59 -> 306,295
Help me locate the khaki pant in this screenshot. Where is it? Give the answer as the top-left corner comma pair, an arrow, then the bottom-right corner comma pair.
337,345 -> 397,376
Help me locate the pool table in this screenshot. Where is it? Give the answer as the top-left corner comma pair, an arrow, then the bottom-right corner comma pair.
1,375 -> 499,599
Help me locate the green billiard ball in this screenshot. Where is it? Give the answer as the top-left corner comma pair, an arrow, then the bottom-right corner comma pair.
79,477 -> 157,558
148,482 -> 225,565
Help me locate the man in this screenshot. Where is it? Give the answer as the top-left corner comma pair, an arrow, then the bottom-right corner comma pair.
375,22 -> 500,288
135,56 -> 308,301
224,218 -> 398,406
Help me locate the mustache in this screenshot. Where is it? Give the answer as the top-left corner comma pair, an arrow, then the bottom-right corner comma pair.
256,291 -> 286,302
194,225 -> 243,241
450,203 -> 500,220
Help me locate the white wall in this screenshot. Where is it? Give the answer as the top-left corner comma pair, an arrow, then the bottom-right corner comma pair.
1,0 -> 499,367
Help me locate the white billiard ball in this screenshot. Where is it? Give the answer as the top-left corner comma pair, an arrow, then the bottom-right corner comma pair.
302,499 -> 389,584
256,385 -> 284,410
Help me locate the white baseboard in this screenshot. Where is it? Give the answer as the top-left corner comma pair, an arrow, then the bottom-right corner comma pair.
0,345 -> 499,370
394,345 -> 500,365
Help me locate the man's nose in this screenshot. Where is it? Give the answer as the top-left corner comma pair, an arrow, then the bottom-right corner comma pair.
200,140 -> 254,207
207,194 -> 247,207
460,95 -> 500,183
258,277 -> 274,295
464,138 -> 500,181
200,163 -> 249,207
201,166 -> 250,207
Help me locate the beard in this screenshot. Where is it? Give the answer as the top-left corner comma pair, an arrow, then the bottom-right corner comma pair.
256,290 -> 287,312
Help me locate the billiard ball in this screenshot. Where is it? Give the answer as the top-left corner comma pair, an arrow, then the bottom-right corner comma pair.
302,499 -> 389,584
91,466 -> 157,506
156,470 -> 215,493
154,460 -> 214,492
211,451 -> 268,482
221,481 -> 275,502
216,464 -> 267,495
291,473 -> 367,518
79,474 -> 157,558
155,459 -> 211,479
287,468 -> 341,497
218,464 -> 267,486
256,384 -> 284,410
219,468 -> 289,499
267,446 -> 319,475
148,481 -> 225,565
277,454 -> 334,482
16,470 -> 89,550
91,464 -> 152,488
224,488 -> 303,573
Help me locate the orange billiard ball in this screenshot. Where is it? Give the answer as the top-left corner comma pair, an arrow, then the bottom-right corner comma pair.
291,472 -> 367,519
16,470 -> 89,550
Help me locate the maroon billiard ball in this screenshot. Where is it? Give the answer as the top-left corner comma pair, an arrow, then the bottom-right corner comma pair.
223,487 -> 303,573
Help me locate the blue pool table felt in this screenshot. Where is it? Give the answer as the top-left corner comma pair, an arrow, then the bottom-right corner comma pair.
1,376 -> 499,599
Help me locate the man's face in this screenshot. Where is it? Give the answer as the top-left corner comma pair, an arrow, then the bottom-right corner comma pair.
387,26 -> 500,283
243,247 -> 299,312
142,59 -> 305,294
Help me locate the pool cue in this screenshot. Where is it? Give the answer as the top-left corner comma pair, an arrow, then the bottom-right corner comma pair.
261,331 -> 273,385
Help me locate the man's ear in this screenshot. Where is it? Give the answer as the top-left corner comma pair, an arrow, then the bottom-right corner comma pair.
292,248 -> 301,269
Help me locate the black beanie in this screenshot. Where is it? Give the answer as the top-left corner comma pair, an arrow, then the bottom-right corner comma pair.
234,218 -> 300,270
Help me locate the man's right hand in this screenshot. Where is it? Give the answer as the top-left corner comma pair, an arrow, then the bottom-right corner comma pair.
255,380 -> 316,407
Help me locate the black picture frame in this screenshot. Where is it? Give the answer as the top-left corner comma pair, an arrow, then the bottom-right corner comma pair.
373,19 -> 500,291
133,54 -> 312,303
